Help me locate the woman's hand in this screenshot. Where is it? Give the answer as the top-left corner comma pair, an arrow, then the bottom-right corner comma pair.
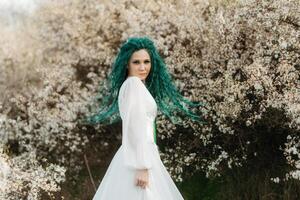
135,169 -> 149,189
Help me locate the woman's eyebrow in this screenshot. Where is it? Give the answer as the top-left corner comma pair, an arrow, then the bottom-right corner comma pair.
132,59 -> 150,62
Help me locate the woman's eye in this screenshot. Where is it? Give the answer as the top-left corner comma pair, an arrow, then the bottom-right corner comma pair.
132,60 -> 150,64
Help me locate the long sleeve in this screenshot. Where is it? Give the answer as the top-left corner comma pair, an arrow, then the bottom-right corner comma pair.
119,76 -> 155,170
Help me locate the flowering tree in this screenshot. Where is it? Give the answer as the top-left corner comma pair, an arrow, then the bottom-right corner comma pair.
0,0 -> 299,199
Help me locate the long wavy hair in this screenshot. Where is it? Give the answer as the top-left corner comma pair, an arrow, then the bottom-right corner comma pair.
82,36 -> 206,126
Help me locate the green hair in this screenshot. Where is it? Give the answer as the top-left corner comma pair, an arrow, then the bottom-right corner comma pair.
82,36 -> 206,126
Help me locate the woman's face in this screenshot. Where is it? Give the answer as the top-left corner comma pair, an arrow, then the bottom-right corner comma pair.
127,49 -> 151,82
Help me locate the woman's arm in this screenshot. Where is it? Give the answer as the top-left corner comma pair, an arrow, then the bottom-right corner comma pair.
119,77 -> 153,188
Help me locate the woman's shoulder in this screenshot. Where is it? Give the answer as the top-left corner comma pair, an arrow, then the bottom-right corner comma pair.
125,76 -> 142,84
119,76 -> 142,94
121,76 -> 143,89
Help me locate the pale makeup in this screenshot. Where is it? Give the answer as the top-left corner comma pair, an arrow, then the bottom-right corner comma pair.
127,49 -> 151,83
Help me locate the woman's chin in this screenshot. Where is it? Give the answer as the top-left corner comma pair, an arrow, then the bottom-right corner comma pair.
139,75 -> 147,80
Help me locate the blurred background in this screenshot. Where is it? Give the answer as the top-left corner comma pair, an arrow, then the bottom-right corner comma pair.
0,0 -> 300,199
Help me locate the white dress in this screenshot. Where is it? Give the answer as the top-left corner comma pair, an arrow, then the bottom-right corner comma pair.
92,76 -> 184,200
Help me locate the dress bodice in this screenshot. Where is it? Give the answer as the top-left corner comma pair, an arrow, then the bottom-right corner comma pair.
119,76 -> 157,119
118,76 -> 158,170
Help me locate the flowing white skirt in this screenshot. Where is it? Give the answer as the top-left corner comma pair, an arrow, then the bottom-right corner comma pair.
92,144 -> 184,200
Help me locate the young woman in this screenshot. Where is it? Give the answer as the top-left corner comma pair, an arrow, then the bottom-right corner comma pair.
85,36 -> 205,199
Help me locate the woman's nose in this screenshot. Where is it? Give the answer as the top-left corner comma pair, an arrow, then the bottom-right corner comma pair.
139,64 -> 146,70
